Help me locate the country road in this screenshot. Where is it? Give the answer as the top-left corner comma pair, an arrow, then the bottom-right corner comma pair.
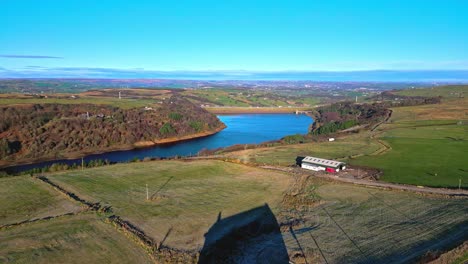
260,165 -> 468,197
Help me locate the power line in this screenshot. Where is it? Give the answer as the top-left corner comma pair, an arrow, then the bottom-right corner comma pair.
321,206 -> 369,262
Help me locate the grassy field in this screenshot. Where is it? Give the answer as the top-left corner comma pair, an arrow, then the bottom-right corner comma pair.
4,159 -> 465,263
183,88 -> 320,108
221,88 -> 467,187
350,137 -> 467,188
393,85 -> 467,98
47,160 -> 291,251
0,214 -> 153,263
0,87 -> 322,110
0,176 -> 82,226
0,96 -> 157,109
222,132 -> 381,166
349,97 -> 467,188
388,98 -> 467,121
284,182 -> 468,263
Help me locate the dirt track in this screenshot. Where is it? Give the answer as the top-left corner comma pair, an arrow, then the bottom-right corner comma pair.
260,165 -> 468,197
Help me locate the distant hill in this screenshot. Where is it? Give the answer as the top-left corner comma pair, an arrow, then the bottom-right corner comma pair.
0,97 -> 225,166
392,84 -> 467,98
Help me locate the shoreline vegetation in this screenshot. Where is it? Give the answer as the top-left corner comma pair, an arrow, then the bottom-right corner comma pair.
0,96 -> 226,169
0,124 -> 226,171
134,123 -> 226,146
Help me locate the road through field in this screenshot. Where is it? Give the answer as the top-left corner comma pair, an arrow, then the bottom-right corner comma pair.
259,165 -> 468,197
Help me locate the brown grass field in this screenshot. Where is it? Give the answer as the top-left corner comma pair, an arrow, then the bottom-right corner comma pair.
1,158 -> 466,263
47,160 -> 292,251
0,176 -> 82,226
0,214 -> 153,264
283,182 -> 468,264
42,159 -> 467,263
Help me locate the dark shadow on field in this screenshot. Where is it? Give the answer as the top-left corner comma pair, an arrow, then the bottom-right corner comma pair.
198,204 -> 289,264
289,226 -> 310,264
158,227 -> 173,249
150,176 -> 173,200
445,136 -> 464,141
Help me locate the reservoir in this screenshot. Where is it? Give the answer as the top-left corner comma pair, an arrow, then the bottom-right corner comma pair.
5,113 -> 313,173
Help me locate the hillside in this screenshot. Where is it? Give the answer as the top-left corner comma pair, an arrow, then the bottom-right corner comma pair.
392,85 -> 467,98
0,97 -> 225,167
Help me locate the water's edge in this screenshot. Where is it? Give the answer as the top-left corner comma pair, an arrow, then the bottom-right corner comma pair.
2,114 -> 312,173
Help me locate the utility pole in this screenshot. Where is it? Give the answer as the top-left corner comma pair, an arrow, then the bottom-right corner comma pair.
459,178 -> 462,190
146,184 -> 149,200
119,91 -> 121,100
81,157 -> 84,170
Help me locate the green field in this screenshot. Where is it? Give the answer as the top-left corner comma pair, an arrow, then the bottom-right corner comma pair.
47,160 -> 291,251
349,105 -> 467,187
223,132 -> 381,166
350,137 -> 467,187
182,88 -> 320,107
284,183 -> 468,263
0,214 -> 153,264
0,176 -> 82,226
393,85 -> 467,99
388,99 -> 467,122
0,87 -> 322,110
0,97 -> 157,109
353,86 -> 467,187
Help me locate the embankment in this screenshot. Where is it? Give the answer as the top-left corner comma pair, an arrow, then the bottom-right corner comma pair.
205,106 -> 311,114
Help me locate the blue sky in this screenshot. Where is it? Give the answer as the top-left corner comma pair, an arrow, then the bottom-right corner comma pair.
1,0 -> 468,78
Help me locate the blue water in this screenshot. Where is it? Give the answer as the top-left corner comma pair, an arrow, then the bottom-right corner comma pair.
5,114 -> 312,173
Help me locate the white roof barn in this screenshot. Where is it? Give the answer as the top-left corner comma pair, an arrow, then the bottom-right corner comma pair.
301,156 -> 346,170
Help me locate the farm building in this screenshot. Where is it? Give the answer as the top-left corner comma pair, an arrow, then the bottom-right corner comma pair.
301,156 -> 346,173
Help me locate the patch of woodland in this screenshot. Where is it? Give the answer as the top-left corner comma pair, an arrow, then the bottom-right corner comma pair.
0,97 -> 224,163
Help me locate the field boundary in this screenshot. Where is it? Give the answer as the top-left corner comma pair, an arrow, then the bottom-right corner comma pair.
34,174 -> 198,263
0,211 -> 82,230
34,175 -> 112,212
